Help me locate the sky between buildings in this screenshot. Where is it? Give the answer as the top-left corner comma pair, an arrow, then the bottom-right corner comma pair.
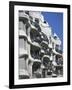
42,12 -> 63,50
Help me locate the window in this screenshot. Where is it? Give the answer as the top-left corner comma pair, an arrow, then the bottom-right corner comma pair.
35,18 -> 39,24
44,21 -> 47,24
25,11 -> 29,15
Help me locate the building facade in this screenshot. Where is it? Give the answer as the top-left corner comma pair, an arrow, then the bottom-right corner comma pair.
19,11 -> 63,79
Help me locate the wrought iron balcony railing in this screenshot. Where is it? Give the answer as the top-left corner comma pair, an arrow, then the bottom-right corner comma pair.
30,20 -> 41,32
55,47 -> 62,54
31,37 -> 42,44
31,54 -> 40,60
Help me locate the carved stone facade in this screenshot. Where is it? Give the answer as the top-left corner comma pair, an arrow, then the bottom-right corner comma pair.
19,11 -> 63,79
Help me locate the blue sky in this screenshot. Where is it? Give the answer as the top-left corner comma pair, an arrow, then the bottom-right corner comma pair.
42,12 -> 63,49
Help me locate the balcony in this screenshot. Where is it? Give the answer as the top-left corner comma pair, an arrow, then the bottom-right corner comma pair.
52,61 -> 57,66
55,48 -> 62,54
52,49 -> 58,55
52,49 -> 62,56
43,55 -> 50,60
30,46 -> 41,63
31,54 -> 40,60
19,49 -> 28,58
41,40 -> 48,48
25,31 -> 41,47
30,24 -> 37,30
40,20 -> 49,28
30,37 -> 41,48
41,64 -> 45,70
34,59 -> 41,63
40,49 -> 45,54
29,55 -> 34,62
31,42 -> 41,48
42,55 -> 50,68
30,23 -> 41,36
19,30 -> 27,39
32,36 -> 41,43
50,55 -> 53,61
33,21 -> 41,32
43,55 -> 50,66
40,32 -> 48,40
27,36 -> 40,46
48,43 -> 53,49
46,49 -> 52,55
19,11 -> 29,24
56,58 -> 63,66
29,55 -> 41,63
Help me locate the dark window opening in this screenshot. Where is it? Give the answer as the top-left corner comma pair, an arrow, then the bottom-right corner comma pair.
44,21 -> 47,24
25,11 -> 29,15
35,18 -> 39,24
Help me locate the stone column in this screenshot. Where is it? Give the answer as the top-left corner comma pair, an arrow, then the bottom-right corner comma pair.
28,61 -> 33,78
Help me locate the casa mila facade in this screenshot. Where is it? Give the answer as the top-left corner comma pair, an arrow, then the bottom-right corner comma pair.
19,11 -> 63,79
